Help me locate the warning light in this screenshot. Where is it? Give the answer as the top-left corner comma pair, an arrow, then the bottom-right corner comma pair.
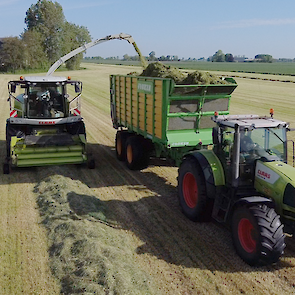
214,111 -> 219,118
20,76 -> 24,81
270,108 -> 274,118
67,76 -> 71,80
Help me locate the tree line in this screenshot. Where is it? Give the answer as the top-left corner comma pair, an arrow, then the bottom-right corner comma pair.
0,0 -> 91,73
86,50 -> 279,63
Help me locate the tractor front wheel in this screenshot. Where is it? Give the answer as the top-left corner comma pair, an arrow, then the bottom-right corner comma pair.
231,204 -> 285,266
178,157 -> 210,221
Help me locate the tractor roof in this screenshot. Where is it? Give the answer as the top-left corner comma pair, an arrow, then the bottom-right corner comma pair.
213,114 -> 288,129
23,76 -> 68,83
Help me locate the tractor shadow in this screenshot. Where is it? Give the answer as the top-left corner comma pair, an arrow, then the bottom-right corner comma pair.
2,139 -> 295,272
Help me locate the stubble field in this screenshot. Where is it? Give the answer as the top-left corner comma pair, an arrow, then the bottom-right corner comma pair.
1,63 -> 295,294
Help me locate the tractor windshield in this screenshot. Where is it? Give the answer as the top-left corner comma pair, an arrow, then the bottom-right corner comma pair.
241,127 -> 287,163
27,83 -> 65,118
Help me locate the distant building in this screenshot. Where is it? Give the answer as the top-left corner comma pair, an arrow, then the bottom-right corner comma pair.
234,55 -> 248,62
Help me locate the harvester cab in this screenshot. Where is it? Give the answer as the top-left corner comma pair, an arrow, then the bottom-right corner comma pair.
4,76 -> 94,174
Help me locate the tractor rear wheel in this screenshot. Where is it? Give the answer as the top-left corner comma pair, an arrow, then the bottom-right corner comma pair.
178,157 -> 210,221
231,204 -> 285,266
115,131 -> 130,161
125,136 -> 149,170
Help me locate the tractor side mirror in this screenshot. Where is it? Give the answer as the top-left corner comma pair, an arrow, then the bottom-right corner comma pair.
10,83 -> 16,93
75,83 -> 82,93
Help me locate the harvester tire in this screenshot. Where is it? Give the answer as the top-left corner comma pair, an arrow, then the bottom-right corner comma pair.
231,204 -> 285,266
178,157 -> 209,221
125,136 -> 149,170
115,131 -> 130,161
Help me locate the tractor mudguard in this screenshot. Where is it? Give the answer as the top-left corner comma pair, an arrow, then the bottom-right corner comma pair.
185,150 -> 225,199
234,196 -> 274,207
231,196 -> 275,218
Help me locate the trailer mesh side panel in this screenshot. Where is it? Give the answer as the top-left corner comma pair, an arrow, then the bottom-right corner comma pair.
115,77 -> 163,140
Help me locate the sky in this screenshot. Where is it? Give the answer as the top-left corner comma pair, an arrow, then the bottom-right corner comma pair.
1,0 -> 295,59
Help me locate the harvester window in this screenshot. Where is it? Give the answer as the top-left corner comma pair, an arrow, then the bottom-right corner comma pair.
27,84 -> 64,118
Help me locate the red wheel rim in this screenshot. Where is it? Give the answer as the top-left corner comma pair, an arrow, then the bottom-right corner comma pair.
238,218 -> 257,253
182,172 -> 198,208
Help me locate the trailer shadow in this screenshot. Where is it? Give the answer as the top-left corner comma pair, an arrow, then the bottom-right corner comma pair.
56,188 -> 295,274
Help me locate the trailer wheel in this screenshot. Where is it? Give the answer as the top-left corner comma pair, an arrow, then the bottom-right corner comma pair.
115,131 -> 130,161
231,204 -> 285,266
178,157 -> 209,221
125,136 -> 149,170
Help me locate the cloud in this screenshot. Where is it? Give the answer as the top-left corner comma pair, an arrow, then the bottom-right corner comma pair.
210,18 -> 295,29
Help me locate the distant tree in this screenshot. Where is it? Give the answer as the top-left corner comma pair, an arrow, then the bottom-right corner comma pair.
225,53 -> 234,62
212,50 -> 225,62
25,0 -> 65,64
0,37 -> 26,72
61,22 -> 91,70
25,0 -> 91,70
22,30 -> 49,69
255,54 -> 273,63
123,54 -> 131,61
148,51 -> 156,61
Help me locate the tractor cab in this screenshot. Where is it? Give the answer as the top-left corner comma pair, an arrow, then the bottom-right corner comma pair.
212,114 -> 289,187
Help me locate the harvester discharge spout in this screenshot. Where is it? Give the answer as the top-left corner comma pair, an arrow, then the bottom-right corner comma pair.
46,33 -> 146,76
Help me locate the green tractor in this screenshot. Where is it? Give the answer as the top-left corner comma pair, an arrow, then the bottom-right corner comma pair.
178,113 -> 295,266
4,76 -> 95,174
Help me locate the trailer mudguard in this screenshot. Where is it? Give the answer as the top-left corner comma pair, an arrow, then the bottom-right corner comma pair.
186,150 -> 225,199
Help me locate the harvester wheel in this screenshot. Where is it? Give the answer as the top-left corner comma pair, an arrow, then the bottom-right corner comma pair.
231,204 -> 285,266
115,131 -> 130,161
125,136 -> 149,170
178,157 -> 209,221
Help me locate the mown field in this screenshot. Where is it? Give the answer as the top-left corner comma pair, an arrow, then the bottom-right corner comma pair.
1,63 -> 295,294
84,60 -> 295,76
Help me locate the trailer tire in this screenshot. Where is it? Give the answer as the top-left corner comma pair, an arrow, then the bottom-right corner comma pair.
115,131 -> 130,161
231,204 -> 285,266
178,157 -> 210,221
125,136 -> 149,170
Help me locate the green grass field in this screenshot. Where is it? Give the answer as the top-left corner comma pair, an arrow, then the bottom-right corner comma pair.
83,60 -> 295,76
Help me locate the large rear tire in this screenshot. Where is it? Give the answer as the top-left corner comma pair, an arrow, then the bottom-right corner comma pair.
115,131 -> 131,161
231,204 -> 285,266
178,157 -> 210,221
125,136 -> 149,170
